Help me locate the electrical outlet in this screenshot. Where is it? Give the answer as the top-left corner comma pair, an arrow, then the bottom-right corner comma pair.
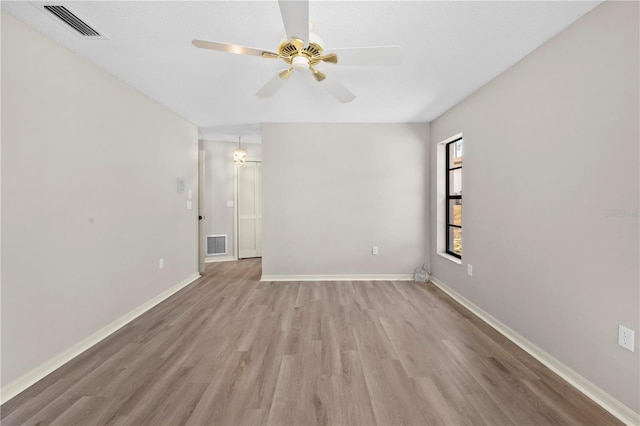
159,258 -> 164,269
372,246 -> 379,255
618,325 -> 634,352
467,264 -> 473,276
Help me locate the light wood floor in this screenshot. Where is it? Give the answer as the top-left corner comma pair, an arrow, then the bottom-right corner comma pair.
2,259 -> 621,425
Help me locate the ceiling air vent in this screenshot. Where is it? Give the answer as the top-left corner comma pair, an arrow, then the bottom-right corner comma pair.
43,5 -> 101,37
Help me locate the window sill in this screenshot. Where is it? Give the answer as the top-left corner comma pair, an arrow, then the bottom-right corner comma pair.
437,252 -> 462,265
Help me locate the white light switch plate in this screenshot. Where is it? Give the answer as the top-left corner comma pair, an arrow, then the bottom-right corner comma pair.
467,264 -> 473,276
187,201 -> 192,210
227,200 -> 234,207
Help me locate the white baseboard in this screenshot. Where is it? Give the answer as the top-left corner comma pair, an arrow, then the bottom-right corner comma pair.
205,255 -> 236,263
260,274 -> 413,282
429,276 -> 640,426
0,273 -> 201,405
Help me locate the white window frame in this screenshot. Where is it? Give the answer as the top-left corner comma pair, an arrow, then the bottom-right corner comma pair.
436,133 -> 463,264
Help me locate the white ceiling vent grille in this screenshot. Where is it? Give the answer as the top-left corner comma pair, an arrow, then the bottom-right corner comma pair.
207,235 -> 227,256
43,5 -> 101,37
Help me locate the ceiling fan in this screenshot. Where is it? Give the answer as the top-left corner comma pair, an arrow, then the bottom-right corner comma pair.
192,0 -> 402,103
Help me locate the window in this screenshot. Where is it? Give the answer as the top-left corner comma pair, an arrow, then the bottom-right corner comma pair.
445,138 -> 463,257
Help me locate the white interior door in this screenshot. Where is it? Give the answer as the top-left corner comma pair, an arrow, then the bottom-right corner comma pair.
238,162 -> 262,259
197,142 -> 206,273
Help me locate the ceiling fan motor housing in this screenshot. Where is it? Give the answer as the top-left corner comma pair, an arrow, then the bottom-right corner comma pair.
278,32 -> 325,67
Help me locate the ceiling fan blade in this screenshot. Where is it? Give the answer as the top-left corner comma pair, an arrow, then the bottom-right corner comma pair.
192,39 -> 278,58
319,74 -> 355,103
278,0 -> 309,45
256,71 -> 291,98
328,46 -> 403,66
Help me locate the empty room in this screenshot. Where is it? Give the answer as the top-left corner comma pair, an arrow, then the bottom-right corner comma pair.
1,1 -> 638,425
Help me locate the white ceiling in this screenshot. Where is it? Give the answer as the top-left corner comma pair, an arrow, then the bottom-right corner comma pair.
2,1 -> 601,142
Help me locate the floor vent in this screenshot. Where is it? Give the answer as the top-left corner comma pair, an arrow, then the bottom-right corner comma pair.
43,5 -> 102,37
207,235 -> 227,256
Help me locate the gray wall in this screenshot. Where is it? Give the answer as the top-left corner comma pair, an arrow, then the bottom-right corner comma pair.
429,1 -> 638,411
1,14 -> 199,386
262,123 -> 429,276
202,140 -> 261,258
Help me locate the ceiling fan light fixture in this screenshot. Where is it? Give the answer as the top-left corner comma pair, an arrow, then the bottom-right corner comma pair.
292,56 -> 309,70
233,137 -> 247,166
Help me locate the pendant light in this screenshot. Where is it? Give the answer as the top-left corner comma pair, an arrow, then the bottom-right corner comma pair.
233,136 -> 247,166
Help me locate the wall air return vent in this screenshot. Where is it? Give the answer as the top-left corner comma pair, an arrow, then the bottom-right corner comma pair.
207,235 -> 227,256
43,5 -> 102,37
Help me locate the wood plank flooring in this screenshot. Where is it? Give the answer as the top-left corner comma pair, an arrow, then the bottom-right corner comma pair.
1,259 -> 621,425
